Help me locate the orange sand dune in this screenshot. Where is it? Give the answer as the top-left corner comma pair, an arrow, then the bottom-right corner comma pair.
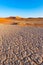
0,16 -> 24,24
0,17 -> 43,27
0,18 -> 13,24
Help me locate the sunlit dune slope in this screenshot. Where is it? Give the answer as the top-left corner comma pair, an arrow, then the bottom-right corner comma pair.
0,18 -> 13,24
0,16 -> 23,24
0,17 -> 43,27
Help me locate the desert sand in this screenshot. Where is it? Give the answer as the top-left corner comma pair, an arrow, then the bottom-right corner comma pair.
0,17 -> 43,27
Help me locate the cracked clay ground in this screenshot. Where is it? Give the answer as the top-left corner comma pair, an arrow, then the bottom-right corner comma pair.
0,25 -> 43,65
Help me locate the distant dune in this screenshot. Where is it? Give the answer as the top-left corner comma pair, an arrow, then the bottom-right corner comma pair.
0,16 -> 43,27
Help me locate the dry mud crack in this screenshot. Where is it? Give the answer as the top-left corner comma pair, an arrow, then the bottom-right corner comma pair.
0,25 -> 43,65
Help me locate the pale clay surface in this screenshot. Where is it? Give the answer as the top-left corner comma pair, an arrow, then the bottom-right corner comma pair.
0,25 -> 43,65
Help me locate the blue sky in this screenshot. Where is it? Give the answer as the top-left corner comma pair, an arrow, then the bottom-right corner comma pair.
0,0 -> 43,17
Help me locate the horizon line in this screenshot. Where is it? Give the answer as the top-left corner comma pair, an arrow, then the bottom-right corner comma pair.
0,16 -> 43,18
